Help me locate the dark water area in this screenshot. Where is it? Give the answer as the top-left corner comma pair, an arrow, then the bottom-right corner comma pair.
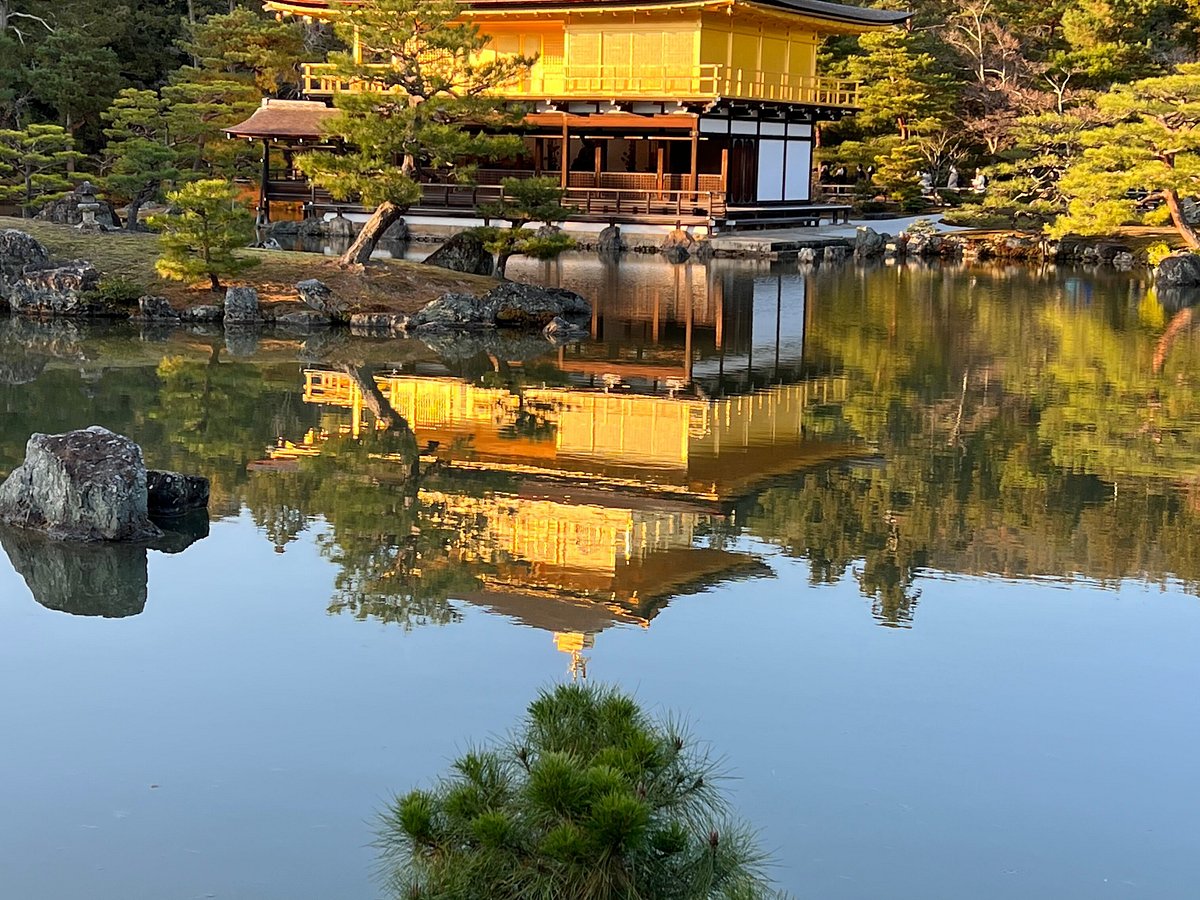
1,256 -> 1198,899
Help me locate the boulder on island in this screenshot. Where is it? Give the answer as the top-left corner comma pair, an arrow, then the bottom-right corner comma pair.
0,426 -> 162,541
7,260 -> 107,317
423,231 -> 494,276
1156,252 -> 1200,287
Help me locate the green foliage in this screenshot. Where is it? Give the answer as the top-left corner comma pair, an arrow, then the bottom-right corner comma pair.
296,0 -> 531,215
0,124 -> 81,217
101,89 -> 180,228
82,275 -> 146,309
957,111 -> 1096,227
152,179 -> 258,291
477,177 -> 576,277
28,21 -> 121,137
1051,63 -> 1200,243
377,683 -> 776,900
164,9 -> 306,177
843,28 -> 954,142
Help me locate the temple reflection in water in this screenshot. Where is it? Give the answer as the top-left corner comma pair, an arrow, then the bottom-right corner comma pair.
265,261 -> 847,671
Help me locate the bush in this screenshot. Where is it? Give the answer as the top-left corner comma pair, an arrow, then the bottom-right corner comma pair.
1146,241 -> 1174,267
377,682 -> 778,899
82,275 -> 145,309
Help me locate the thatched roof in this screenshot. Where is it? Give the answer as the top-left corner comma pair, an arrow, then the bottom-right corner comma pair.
224,99 -> 337,141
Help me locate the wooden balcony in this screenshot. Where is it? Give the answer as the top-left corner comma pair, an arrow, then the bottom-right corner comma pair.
301,62 -> 859,108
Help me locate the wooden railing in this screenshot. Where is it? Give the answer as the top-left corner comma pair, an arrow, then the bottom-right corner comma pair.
273,176 -> 727,221
301,62 -> 859,107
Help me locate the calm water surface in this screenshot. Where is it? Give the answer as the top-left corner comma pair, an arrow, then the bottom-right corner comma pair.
1,256 -> 1198,899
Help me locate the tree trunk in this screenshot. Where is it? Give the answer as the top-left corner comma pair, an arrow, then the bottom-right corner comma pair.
1163,188 -> 1200,250
338,200 -> 405,266
209,273 -> 222,292
125,198 -> 143,232
494,249 -> 512,280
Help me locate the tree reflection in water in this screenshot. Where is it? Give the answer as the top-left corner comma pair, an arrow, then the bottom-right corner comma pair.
4,260 -> 1200,634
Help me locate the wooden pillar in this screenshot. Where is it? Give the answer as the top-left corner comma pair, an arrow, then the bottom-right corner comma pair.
720,146 -> 729,194
689,129 -> 699,198
656,142 -> 665,197
260,139 -> 271,224
593,141 -> 602,188
560,120 -> 569,189
533,138 -> 543,176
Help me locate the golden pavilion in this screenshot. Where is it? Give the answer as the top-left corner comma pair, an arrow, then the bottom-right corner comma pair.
232,0 -> 908,230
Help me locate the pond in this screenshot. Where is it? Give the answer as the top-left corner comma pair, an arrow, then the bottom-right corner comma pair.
1,254 -> 1198,899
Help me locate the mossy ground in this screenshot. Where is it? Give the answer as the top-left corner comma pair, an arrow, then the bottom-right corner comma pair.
0,217 -> 495,314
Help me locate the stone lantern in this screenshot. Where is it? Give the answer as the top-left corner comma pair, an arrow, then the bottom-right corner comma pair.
75,181 -> 103,234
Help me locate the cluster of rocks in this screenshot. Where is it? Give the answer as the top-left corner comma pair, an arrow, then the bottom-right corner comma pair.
0,230 -> 108,317
0,426 -> 209,543
0,227 -> 593,344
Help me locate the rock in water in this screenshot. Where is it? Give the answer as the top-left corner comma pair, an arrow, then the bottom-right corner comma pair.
349,312 -> 409,335
1156,253 -> 1200,287
0,526 -> 148,618
296,279 -> 347,318
135,295 -> 179,320
489,282 -> 589,327
0,426 -> 162,542
596,224 -> 625,257
409,292 -> 497,330
146,470 -> 210,517
224,286 -> 260,324
423,232 -> 494,275
854,227 -> 887,258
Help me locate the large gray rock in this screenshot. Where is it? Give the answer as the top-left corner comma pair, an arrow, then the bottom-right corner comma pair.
275,308 -> 332,330
423,231 -> 494,276
0,526 -> 148,617
146,470 -> 210,517
224,286 -> 260,324
181,304 -> 223,323
854,227 -> 887,258
488,282 -> 590,328
409,291 -> 498,330
135,295 -> 179,320
296,279 -> 347,318
596,224 -> 625,257
1156,253 -> 1200,287
7,261 -> 106,317
0,230 -> 50,282
349,312 -> 409,335
0,426 -> 162,542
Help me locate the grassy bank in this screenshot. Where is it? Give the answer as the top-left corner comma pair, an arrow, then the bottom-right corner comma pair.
1,217 -> 495,314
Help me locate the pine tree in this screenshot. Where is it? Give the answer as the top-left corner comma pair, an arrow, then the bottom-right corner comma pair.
102,89 -> 180,231
477,177 -> 576,278
296,0 -> 533,266
1051,64 -> 1200,247
0,123 -> 81,217
163,8 -> 305,177
152,179 -> 259,291
377,682 -> 777,900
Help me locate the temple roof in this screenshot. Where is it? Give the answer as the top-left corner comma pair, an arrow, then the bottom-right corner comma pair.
225,99 -> 336,140
264,0 -> 909,27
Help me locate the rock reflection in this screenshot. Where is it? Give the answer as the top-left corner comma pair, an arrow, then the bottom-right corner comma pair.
0,527 -> 149,617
